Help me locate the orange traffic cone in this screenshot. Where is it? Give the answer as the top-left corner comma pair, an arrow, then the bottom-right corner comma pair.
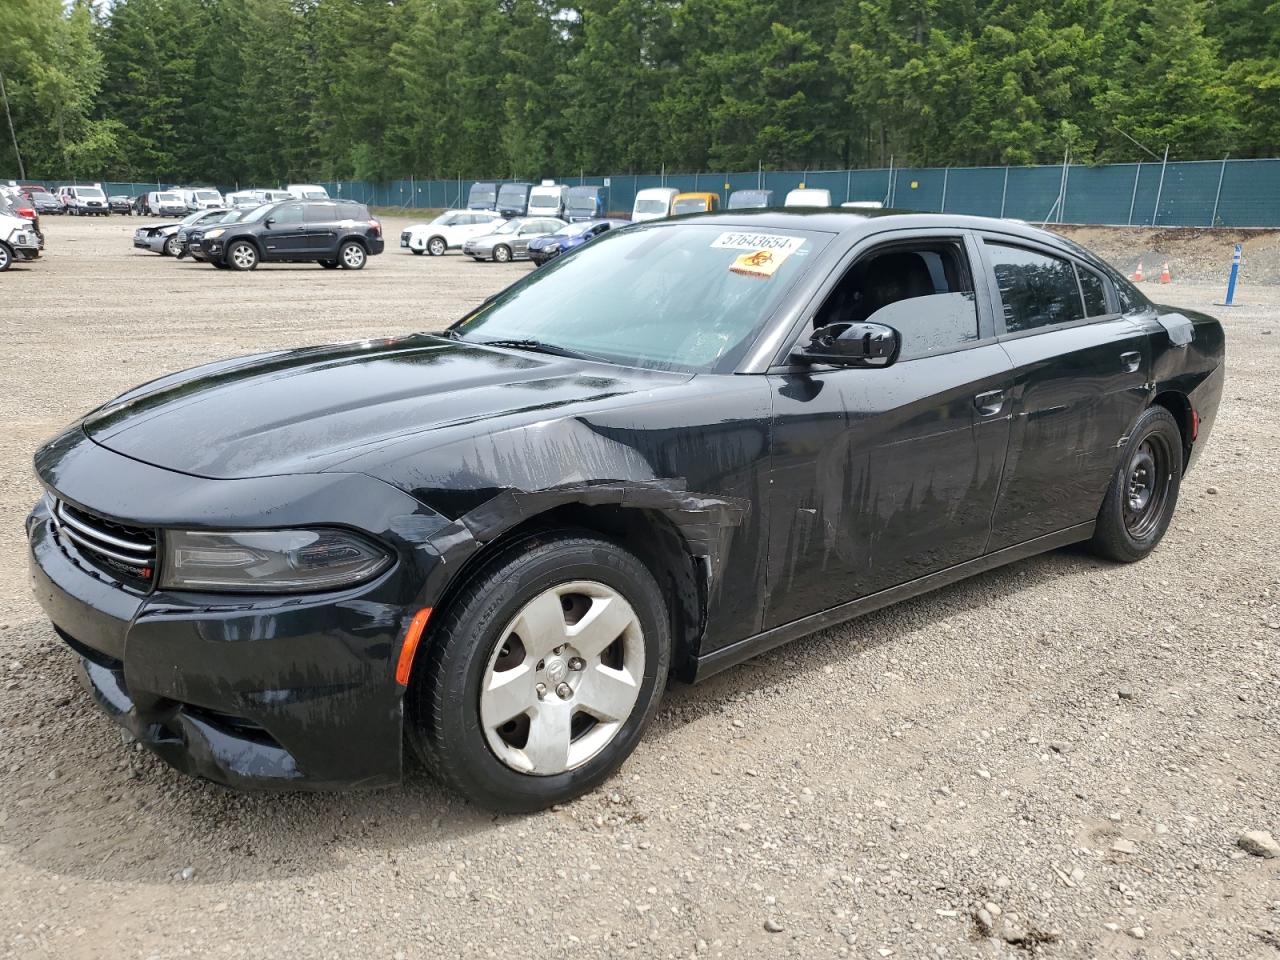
1132,261 -> 1145,282
1159,261 -> 1171,283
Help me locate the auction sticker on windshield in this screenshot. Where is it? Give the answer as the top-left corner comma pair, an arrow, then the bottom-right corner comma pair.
711,231 -> 806,253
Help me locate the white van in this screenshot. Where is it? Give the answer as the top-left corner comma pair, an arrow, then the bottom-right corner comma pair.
286,183 -> 330,200
145,191 -> 188,217
527,181 -> 569,218
784,188 -> 832,207
57,184 -> 109,216
632,187 -> 678,222
179,187 -> 224,211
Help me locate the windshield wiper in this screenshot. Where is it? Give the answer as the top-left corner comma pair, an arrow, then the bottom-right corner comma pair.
473,338 -> 608,363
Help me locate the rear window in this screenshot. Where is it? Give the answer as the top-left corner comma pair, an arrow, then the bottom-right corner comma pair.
986,243 -> 1085,332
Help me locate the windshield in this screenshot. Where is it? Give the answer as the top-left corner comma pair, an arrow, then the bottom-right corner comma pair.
450,224 -> 826,373
529,195 -> 559,208
729,192 -> 769,208
79,188 -> 106,199
196,190 -> 220,200
156,192 -> 179,202
554,221 -> 593,236
241,203 -> 275,222
180,210 -> 210,225
497,186 -> 527,204
634,198 -> 669,214
299,189 -> 326,199
490,219 -> 522,235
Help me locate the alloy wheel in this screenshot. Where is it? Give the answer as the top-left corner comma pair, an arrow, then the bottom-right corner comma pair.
479,581 -> 645,776
494,244 -> 511,263
0,243 -> 10,271
230,243 -> 257,270
341,243 -> 365,268
429,237 -> 446,256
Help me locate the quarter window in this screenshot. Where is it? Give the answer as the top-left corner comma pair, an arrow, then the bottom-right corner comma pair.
813,241 -> 980,360
1077,265 -> 1110,317
986,243 -> 1084,332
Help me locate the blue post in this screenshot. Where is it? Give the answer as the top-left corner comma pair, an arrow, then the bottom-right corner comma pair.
1218,243 -> 1242,306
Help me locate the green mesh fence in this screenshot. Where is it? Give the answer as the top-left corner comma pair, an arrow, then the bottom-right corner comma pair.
14,158 -> 1280,226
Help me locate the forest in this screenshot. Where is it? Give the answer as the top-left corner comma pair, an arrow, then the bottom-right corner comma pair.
0,0 -> 1275,185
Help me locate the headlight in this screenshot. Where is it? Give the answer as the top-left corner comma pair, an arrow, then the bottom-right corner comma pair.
159,529 -> 391,593
204,228 -> 225,239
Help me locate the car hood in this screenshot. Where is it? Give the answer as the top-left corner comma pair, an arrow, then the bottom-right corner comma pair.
139,221 -> 180,232
82,334 -> 690,480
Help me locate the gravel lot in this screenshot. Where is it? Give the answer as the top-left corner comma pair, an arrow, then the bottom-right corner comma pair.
1,214 -> 1277,960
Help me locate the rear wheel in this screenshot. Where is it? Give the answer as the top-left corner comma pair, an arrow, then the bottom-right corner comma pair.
428,236 -> 447,257
1090,405 -> 1183,562
226,240 -> 258,271
339,241 -> 366,269
493,244 -> 512,263
0,242 -> 12,272
407,533 -> 670,812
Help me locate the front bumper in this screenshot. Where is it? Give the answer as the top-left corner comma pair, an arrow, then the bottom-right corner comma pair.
133,233 -> 168,253
26,435 -> 454,790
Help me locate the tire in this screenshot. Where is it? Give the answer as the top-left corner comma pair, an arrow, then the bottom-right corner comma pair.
0,242 -> 11,272
407,532 -> 670,812
319,259 -> 340,269
226,240 -> 258,271
163,235 -> 181,257
1090,405 -> 1183,563
493,244 -> 512,263
427,236 -> 447,257
338,241 -> 366,270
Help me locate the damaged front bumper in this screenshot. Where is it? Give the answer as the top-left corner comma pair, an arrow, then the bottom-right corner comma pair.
24,443 -> 451,791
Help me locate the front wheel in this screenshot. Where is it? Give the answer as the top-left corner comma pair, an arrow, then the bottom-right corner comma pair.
339,241 -> 366,269
407,533 -> 670,812
493,244 -> 512,263
1091,405 -> 1183,562
428,236 -> 447,257
226,240 -> 258,271
163,235 -> 181,257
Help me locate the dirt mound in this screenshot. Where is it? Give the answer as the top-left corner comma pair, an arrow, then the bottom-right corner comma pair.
1052,225 -> 1280,286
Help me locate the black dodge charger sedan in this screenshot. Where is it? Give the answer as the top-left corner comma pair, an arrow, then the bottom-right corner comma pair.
27,211 -> 1224,811
191,198 -> 384,270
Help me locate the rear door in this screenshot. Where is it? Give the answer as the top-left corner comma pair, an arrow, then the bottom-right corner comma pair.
978,236 -> 1151,549
303,202 -> 341,253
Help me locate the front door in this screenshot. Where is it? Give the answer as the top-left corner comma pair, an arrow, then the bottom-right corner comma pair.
259,202 -> 309,259
977,238 -> 1152,549
764,232 -> 1013,628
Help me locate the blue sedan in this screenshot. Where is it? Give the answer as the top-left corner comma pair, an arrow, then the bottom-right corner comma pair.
527,218 -> 630,266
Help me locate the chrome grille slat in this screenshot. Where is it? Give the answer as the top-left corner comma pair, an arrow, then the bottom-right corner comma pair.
58,525 -> 153,566
53,501 -> 153,554
49,499 -> 157,587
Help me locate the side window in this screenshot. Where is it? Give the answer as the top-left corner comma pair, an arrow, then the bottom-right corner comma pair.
1077,264 -> 1110,317
306,203 -> 339,223
986,243 -> 1084,333
272,203 -> 306,224
813,240 -> 980,361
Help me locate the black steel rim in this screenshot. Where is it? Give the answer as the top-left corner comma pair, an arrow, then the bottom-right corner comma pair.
1123,430 -> 1173,538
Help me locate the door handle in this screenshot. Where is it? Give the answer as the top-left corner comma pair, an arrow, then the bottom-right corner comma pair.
1120,351 -> 1141,373
973,389 -> 1006,416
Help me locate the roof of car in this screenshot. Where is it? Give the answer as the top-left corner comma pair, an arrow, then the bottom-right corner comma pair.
668,207 -> 1066,245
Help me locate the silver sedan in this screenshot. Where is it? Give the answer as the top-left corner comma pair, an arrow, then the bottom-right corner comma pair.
462,217 -> 567,262
132,208 -> 231,256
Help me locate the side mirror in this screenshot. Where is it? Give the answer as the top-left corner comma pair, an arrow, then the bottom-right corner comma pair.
792,322 -> 900,368
264,217 -> 275,227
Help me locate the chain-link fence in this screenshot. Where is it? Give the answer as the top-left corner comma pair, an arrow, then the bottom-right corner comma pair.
13,157 -> 1280,226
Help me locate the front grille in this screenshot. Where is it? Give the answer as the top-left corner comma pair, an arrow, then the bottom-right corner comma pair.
51,499 -> 158,587
400,231 -> 411,243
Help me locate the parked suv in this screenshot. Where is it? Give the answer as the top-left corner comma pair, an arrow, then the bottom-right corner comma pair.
400,209 -> 505,256
192,199 -> 384,271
